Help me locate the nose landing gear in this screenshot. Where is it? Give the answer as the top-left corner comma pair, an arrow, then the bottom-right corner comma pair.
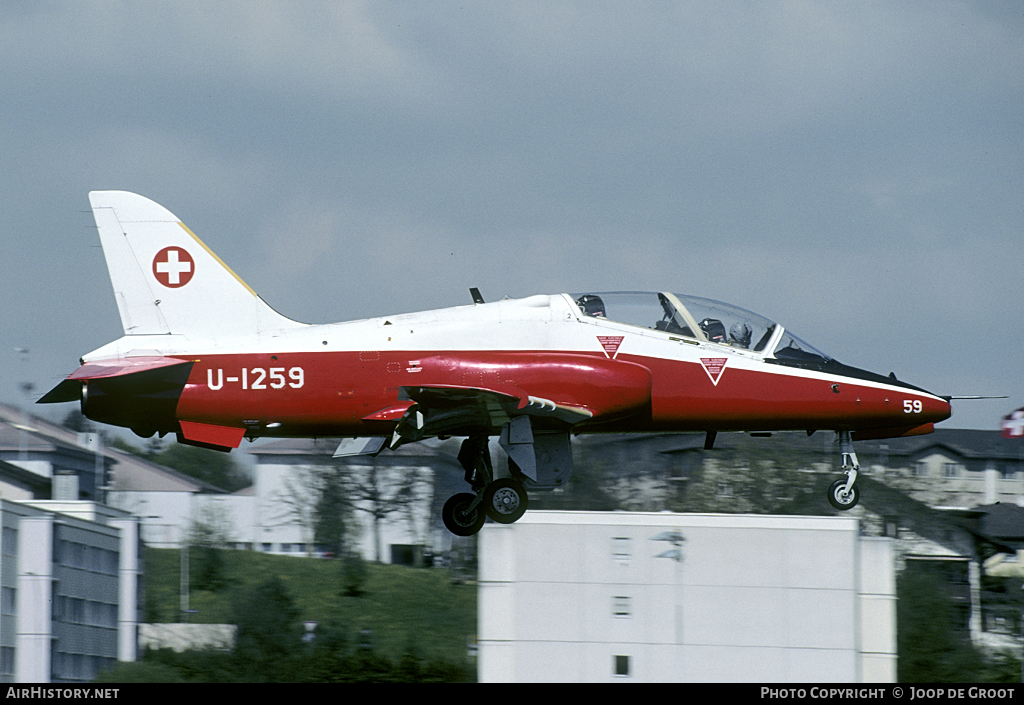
828,431 -> 861,510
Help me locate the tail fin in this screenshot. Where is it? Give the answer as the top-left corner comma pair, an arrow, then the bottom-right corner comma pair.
89,191 -> 304,339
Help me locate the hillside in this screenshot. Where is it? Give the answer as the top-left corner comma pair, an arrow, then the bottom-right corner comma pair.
144,548 -> 477,666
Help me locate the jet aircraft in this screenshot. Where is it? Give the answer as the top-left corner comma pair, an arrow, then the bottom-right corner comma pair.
41,191 -> 952,535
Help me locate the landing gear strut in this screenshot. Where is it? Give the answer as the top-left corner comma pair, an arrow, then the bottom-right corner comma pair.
441,435 -> 530,536
827,431 -> 860,510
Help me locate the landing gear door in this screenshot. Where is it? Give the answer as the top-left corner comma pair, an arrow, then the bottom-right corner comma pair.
499,416 -> 573,491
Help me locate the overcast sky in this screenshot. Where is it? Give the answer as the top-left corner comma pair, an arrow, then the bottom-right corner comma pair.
2,2 -> 1021,434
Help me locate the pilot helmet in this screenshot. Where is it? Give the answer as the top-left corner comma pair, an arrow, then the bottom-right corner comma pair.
729,322 -> 752,347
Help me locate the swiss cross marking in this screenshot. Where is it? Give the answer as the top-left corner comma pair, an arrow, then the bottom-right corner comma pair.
597,336 -> 624,359
700,357 -> 728,386
1002,409 -> 1024,439
153,247 -> 195,288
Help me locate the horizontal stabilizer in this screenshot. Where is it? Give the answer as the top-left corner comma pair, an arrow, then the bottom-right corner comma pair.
38,356 -> 191,404
38,379 -> 82,404
68,356 -> 191,380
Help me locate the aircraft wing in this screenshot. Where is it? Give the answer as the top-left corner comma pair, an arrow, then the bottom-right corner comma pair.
386,383 -> 593,447
402,384 -> 593,423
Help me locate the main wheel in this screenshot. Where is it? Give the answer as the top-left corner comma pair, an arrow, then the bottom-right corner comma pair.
442,493 -> 486,536
483,478 -> 528,524
827,478 -> 860,510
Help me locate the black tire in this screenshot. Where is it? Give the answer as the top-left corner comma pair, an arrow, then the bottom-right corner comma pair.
442,493 -> 486,536
483,478 -> 528,524
827,478 -> 860,510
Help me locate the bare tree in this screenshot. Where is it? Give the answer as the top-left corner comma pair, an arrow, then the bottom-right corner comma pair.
279,465 -> 328,556
341,462 -> 431,563
279,464 -> 355,557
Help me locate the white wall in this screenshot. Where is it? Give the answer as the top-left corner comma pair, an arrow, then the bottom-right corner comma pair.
478,511 -> 894,683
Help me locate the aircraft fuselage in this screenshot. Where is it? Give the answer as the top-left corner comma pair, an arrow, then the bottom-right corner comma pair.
78,293 -> 950,444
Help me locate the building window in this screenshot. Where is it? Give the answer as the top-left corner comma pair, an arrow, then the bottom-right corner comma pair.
1,587 -> 14,616
2,527 -> 16,556
912,461 -> 928,477
612,596 -> 631,617
943,463 -> 960,478
614,655 -> 630,677
884,516 -> 899,539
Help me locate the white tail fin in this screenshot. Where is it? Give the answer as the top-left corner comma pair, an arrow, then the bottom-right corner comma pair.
89,191 -> 304,339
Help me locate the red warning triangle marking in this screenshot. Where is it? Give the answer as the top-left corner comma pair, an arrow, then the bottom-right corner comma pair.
700,357 -> 728,386
597,336 -> 624,358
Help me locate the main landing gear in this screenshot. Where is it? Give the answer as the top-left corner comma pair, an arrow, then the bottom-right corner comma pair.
827,430 -> 860,510
442,435 -> 529,536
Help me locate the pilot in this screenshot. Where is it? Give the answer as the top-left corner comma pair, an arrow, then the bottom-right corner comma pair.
729,322 -> 752,348
576,294 -> 606,318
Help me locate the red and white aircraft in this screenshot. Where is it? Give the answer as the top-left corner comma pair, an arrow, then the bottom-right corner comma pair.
41,191 -> 952,534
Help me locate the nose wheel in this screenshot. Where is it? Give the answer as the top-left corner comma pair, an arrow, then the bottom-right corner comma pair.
828,478 -> 860,510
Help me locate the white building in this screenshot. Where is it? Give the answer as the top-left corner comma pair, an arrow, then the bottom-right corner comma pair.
248,438 -> 439,561
478,511 -> 895,683
2,499 -> 140,683
0,404 -> 444,564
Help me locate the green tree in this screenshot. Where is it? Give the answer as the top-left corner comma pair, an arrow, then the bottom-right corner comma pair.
92,659 -> 184,683
315,469 -> 351,556
113,437 -> 250,492
897,563 -> 984,682
232,576 -> 302,682
158,443 -> 250,491
341,462 -> 429,563
188,503 -> 233,591
340,551 -> 367,598
61,408 -> 93,433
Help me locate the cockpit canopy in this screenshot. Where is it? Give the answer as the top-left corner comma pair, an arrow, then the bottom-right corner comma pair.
570,292 -> 831,365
